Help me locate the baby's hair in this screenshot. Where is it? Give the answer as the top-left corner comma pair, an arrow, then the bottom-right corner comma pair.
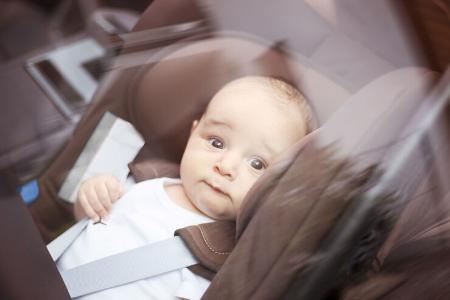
213,76 -> 316,135
257,76 -> 316,135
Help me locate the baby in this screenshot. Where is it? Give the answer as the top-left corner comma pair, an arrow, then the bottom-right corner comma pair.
63,76 -> 313,300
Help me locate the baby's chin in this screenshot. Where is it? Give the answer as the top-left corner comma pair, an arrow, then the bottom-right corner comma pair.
196,201 -> 236,221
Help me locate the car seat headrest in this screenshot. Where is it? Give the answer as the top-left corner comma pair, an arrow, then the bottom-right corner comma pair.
318,67 -> 436,166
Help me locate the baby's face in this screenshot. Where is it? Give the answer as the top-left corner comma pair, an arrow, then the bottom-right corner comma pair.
180,78 -> 306,220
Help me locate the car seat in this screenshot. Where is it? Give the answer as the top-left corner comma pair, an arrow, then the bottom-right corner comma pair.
29,30 -> 446,298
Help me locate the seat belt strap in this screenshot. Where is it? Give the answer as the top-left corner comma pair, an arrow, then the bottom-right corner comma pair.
61,236 -> 197,298
47,219 -> 199,298
47,219 -> 90,261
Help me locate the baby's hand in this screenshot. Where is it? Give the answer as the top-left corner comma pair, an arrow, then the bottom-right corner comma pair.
74,174 -> 124,221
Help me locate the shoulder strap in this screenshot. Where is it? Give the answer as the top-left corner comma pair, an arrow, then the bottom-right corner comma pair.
47,219 -> 235,298
47,219 -> 89,261
59,236 -> 197,298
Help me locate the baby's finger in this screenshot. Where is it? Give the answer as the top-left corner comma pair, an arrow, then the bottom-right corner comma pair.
79,192 -> 99,221
105,180 -> 123,203
86,188 -> 109,219
94,183 -> 113,212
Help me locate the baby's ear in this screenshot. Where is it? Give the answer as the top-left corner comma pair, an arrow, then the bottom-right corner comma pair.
191,120 -> 199,133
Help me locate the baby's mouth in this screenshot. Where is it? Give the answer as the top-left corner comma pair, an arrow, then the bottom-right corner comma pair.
204,181 -> 229,197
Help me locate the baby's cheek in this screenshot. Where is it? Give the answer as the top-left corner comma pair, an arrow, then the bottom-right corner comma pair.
233,195 -> 245,215
243,175 -> 259,195
234,176 -> 258,207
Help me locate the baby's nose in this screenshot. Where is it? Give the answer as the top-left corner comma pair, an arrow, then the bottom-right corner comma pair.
214,153 -> 239,179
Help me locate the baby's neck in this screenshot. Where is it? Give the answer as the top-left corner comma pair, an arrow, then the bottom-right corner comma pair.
164,183 -> 207,217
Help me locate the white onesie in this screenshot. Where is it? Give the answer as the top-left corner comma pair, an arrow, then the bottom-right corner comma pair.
57,177 -> 213,300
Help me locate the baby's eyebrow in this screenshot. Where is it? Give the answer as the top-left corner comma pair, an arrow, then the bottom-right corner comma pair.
205,118 -> 276,156
260,141 -> 277,156
205,119 -> 232,129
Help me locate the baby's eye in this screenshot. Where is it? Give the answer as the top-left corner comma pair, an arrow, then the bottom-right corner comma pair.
208,137 -> 224,149
248,157 -> 267,171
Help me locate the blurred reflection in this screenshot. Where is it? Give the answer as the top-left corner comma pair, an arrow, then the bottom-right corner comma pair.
0,1 -> 449,299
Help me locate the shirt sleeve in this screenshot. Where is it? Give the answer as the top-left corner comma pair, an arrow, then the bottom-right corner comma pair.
174,268 -> 211,300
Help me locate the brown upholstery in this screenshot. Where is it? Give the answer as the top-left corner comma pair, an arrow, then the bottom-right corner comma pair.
175,221 -> 236,280
0,176 -> 70,300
